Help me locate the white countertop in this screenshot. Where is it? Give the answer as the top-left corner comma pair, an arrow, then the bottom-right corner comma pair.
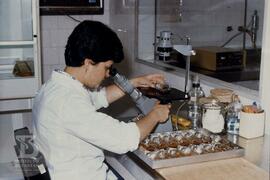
230,134 -> 270,172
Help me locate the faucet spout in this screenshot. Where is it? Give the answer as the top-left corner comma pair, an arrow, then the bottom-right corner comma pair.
173,44 -> 196,94
173,45 -> 196,56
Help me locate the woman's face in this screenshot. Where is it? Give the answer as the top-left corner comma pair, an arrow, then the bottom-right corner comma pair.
83,59 -> 113,89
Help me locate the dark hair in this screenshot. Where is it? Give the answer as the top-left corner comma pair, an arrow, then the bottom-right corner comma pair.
65,20 -> 124,67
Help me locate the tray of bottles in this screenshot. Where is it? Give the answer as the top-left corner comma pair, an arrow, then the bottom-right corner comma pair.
134,129 -> 244,169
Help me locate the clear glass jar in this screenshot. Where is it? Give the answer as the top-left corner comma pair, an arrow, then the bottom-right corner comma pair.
202,100 -> 225,133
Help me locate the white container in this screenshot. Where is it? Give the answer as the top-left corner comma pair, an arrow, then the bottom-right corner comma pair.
202,109 -> 224,133
239,111 -> 265,139
202,102 -> 224,133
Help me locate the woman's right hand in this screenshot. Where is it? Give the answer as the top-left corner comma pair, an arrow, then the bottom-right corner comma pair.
136,101 -> 171,141
148,101 -> 171,123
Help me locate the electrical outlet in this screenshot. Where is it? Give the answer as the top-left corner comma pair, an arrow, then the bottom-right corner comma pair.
227,26 -> 233,32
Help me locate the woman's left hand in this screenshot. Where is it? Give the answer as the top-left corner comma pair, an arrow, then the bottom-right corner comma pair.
130,74 -> 165,88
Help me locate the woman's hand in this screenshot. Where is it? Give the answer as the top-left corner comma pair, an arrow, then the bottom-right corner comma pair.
148,101 -> 171,123
136,101 -> 171,141
130,74 -> 165,88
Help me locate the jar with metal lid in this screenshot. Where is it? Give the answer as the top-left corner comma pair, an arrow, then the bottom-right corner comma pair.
202,99 -> 224,133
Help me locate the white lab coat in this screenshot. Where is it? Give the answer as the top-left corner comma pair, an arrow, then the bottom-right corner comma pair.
32,70 -> 140,180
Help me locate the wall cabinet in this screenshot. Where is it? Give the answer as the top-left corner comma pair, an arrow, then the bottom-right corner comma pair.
0,0 -> 41,112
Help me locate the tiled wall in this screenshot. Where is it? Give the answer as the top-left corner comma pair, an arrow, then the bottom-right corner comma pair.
39,0 -> 141,118
40,0 -> 110,82
157,0 -> 265,47
137,0 -> 156,61
109,0 -> 137,76
100,0 -> 142,118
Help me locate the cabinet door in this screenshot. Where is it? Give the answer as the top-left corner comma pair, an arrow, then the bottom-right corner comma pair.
0,0 -> 41,104
0,0 -> 33,41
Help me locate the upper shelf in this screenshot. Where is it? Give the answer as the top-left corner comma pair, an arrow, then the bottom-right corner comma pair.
0,41 -> 34,47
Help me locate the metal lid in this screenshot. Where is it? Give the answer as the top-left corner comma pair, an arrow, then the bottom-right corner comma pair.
203,98 -> 222,110
199,97 -> 219,104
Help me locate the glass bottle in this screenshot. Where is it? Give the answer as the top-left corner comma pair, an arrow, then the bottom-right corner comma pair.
188,75 -> 205,129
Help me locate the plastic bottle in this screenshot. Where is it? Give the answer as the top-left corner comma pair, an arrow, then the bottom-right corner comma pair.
226,95 -> 242,134
187,75 -> 205,129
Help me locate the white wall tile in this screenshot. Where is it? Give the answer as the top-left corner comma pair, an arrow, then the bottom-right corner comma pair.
42,65 -> 53,82
104,0 -> 110,11
58,47 -> 66,65
155,0 -> 263,47
51,64 -> 66,71
22,112 -> 33,133
248,0 -> 265,12
42,47 -> 59,65
40,30 -> 52,48
138,0 -> 155,13
93,10 -> 110,25
72,15 -> 93,22
57,16 -> 79,29
182,0 -> 215,11
40,16 -> 59,30
56,29 -> 72,47
49,29 -> 60,47
138,15 -> 155,33
110,14 -> 131,32
138,33 -> 155,52
40,2 -> 112,83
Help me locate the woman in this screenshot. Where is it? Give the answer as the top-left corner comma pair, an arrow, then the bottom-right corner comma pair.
33,20 -> 170,180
